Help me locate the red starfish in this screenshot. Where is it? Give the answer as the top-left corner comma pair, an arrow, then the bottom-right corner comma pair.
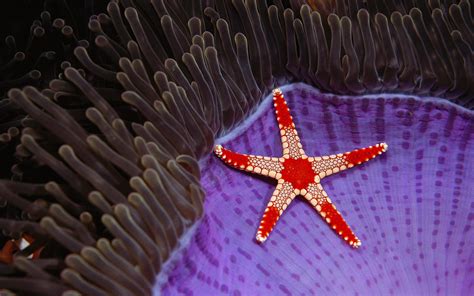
214,88 -> 388,248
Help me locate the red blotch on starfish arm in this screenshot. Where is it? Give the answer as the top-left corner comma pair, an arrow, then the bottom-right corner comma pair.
319,201 -> 361,247
256,206 -> 280,243
280,158 -> 315,190
344,143 -> 388,166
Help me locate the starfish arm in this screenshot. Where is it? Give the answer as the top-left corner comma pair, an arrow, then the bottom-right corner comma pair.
256,181 -> 295,243
273,88 -> 305,159
311,142 -> 388,178
214,145 -> 284,178
304,183 -> 361,248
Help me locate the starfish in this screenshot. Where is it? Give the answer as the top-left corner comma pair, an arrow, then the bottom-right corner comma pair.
214,88 -> 388,248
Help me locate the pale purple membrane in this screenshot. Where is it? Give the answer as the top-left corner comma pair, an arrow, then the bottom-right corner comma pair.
160,84 -> 474,295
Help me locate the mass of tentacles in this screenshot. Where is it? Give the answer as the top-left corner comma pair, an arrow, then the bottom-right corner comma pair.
215,88 -> 388,247
0,0 -> 472,295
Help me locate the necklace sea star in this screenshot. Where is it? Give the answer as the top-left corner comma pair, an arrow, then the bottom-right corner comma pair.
214,88 -> 388,248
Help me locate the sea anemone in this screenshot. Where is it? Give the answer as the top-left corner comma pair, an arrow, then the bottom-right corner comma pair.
0,0 -> 472,295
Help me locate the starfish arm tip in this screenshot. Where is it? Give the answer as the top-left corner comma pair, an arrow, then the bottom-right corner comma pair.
379,142 -> 388,152
214,144 -> 223,154
350,239 -> 362,248
255,235 -> 267,244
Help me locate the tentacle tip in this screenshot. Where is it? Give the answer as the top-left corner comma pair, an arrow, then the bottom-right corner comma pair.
381,143 -> 388,152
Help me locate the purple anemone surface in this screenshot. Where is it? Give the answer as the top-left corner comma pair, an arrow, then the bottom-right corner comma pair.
159,83 -> 474,295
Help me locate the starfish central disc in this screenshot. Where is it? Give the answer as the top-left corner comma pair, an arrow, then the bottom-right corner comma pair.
280,158 -> 315,190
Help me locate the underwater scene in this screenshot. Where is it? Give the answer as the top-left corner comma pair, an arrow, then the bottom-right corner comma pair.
0,1 -> 472,295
